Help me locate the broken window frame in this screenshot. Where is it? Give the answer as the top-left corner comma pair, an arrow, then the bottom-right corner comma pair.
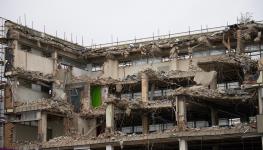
119,61 -> 132,67
91,64 -> 103,72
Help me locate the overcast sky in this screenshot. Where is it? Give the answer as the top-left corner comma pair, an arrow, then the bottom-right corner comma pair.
0,0 -> 263,46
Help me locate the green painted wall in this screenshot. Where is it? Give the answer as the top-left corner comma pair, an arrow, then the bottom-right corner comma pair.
91,86 -> 102,108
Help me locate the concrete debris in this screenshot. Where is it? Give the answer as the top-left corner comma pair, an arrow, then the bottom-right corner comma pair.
6,67 -> 54,82
138,69 -> 196,80
6,21 -> 84,55
82,22 -> 263,59
14,98 -> 74,115
175,86 -> 252,100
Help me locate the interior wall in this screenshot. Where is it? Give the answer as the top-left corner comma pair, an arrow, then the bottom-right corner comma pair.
15,124 -> 38,142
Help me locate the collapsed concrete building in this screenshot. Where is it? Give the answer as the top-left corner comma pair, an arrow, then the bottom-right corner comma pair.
0,17 -> 263,150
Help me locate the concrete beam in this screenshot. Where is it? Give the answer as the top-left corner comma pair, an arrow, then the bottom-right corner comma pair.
38,112 -> 47,142
179,139 -> 188,150
106,103 -> 115,133
74,146 -> 91,150
142,113 -> 149,134
141,73 -> 149,103
176,96 -> 187,131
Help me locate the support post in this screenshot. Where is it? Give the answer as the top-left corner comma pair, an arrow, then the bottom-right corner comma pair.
258,87 -> 263,150
106,145 -> 114,150
106,103 -> 114,133
142,113 -> 149,134
210,71 -> 217,90
176,96 -> 187,131
52,50 -> 58,76
38,112 -> 47,142
179,139 -> 188,150
141,73 -> 149,103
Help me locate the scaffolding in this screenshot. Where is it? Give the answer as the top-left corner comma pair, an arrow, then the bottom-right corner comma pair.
0,17 -> 6,147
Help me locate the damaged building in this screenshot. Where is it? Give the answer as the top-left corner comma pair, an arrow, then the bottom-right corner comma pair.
0,17 -> 263,150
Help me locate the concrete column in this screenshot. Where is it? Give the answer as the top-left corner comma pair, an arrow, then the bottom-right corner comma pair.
52,50 -> 58,76
82,84 -> 90,110
142,113 -> 149,134
211,108 -> 218,126
179,139 -> 188,150
141,73 -> 149,103
106,103 -> 114,133
102,86 -> 109,103
236,30 -> 243,53
176,96 -> 187,131
259,87 -> 263,114
106,145 -> 114,150
210,71 -> 217,90
38,112 -> 47,142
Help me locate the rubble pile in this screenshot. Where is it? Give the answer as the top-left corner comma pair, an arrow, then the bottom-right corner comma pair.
6,20 -> 84,54
165,123 -> 255,134
8,67 -> 54,82
198,53 -> 257,71
82,22 -> 263,59
138,68 -> 196,80
80,106 -> 106,118
174,86 -> 252,100
15,98 -> 74,115
72,75 -> 119,85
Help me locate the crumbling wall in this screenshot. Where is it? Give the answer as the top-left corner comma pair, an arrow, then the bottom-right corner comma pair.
4,122 -> 15,148
4,85 -> 13,109
72,67 -> 89,78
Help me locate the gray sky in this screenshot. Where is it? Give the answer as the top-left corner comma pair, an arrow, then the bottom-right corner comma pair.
1,0 -> 263,46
